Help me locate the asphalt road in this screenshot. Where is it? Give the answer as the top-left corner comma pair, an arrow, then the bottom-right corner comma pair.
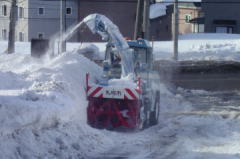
155,60 -> 240,91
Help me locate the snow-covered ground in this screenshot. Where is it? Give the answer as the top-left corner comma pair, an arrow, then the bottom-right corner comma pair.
0,41 -> 188,158
3,33 -> 240,62
1,33 -> 240,158
154,33 -> 240,61
77,33 -> 240,62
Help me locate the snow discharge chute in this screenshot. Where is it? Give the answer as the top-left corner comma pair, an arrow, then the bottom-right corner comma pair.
83,14 -> 134,78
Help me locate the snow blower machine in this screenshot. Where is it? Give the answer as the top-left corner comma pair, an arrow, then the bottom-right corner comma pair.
84,14 -> 160,131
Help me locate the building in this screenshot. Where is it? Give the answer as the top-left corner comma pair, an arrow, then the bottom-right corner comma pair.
178,2 -> 203,34
202,0 -> 240,34
150,4 -> 173,40
150,2 -> 203,40
78,0 -> 204,42
0,0 -> 205,42
78,0 -> 138,42
78,0 -> 171,41
0,0 -> 78,42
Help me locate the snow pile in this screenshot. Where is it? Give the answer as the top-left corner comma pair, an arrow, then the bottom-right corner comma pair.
154,33 -> 240,61
0,50 -> 102,136
179,33 -> 240,40
0,49 -> 113,158
76,43 -> 102,60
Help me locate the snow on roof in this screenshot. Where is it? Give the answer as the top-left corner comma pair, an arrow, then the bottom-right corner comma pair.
150,3 -> 170,19
150,0 -> 202,19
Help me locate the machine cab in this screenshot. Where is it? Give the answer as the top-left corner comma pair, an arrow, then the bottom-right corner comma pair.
103,39 -> 153,80
127,39 -> 153,75
103,43 -> 122,79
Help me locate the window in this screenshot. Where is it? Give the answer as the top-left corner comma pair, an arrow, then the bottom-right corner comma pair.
2,5 -> 7,16
216,26 -> 233,34
38,8 -> 44,15
2,29 -> 7,40
19,7 -> 24,18
216,27 -> 227,33
19,32 -> 24,41
185,14 -> 191,23
38,33 -> 44,39
66,7 -> 72,15
199,24 -> 205,33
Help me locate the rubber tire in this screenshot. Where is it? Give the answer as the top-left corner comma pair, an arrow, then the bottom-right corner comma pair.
149,91 -> 160,126
142,107 -> 150,129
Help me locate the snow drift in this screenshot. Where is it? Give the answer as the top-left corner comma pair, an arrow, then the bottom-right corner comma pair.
0,50 -> 102,137
154,33 -> 240,61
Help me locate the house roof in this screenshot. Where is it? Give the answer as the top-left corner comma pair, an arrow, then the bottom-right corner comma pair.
190,17 -> 205,24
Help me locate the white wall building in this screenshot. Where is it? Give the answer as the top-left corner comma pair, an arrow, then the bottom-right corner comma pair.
0,0 -> 78,42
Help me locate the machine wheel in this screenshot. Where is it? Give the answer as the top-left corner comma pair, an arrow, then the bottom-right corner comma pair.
149,91 -> 160,126
139,98 -> 151,129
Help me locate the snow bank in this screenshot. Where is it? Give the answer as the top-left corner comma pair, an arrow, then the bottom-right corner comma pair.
0,42 -> 30,55
68,33 -> 240,62
0,47 -> 121,158
154,33 -> 240,61
180,33 -> 240,40
0,50 -> 102,137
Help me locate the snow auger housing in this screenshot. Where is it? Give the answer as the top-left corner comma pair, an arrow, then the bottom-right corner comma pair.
84,14 -> 160,130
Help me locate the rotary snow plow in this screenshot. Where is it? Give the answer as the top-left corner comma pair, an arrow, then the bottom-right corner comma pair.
83,14 -> 160,130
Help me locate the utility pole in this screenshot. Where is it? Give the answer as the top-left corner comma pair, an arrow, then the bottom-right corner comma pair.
173,0 -> 179,61
134,0 -> 143,40
134,0 -> 150,40
60,0 -> 66,53
143,0 -> 150,39
7,0 -> 17,54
